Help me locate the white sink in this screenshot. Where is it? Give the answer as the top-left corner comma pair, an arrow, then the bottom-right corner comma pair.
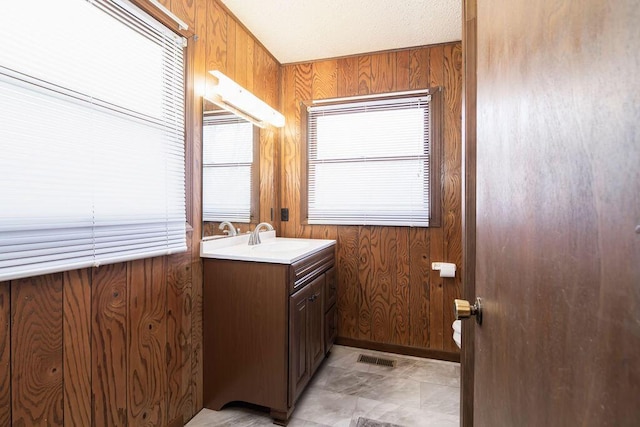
251,239 -> 311,253
200,231 -> 335,264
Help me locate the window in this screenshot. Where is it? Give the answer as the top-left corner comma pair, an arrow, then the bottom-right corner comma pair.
202,111 -> 259,223
0,0 -> 186,281
303,90 -> 442,227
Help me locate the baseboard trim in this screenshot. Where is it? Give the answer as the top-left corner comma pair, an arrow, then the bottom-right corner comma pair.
335,337 -> 461,363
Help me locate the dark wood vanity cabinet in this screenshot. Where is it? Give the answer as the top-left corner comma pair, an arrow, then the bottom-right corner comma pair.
203,244 -> 335,425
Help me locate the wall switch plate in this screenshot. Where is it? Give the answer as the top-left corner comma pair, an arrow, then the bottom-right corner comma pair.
281,208 -> 289,222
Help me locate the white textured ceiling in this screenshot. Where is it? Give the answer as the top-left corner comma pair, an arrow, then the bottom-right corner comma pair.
218,0 -> 462,64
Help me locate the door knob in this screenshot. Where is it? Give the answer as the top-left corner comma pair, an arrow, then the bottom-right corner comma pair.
454,298 -> 482,325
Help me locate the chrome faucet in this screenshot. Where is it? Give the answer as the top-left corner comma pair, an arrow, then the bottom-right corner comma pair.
219,221 -> 237,236
248,222 -> 274,245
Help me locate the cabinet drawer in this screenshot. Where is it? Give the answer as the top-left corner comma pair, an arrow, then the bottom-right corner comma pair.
290,246 -> 335,294
324,266 -> 336,311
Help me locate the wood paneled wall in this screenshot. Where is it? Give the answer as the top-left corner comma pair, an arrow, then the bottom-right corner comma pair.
0,1 -> 280,426
0,254 -> 197,426
280,43 -> 463,357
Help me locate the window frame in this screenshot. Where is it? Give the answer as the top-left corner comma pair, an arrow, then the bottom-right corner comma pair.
300,88 -> 443,228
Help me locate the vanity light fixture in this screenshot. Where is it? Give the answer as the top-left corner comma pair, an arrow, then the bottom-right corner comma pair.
206,70 -> 285,128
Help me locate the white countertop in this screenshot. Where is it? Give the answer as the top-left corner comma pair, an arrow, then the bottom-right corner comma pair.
200,231 -> 336,264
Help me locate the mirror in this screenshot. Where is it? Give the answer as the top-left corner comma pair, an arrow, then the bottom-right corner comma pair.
202,98 -> 265,239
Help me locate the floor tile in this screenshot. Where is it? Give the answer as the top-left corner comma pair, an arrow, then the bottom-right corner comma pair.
186,345 -> 460,426
293,387 -> 359,426
419,382 -> 459,416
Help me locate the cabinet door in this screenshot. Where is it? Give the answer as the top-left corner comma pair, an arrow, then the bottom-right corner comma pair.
308,275 -> 325,374
324,266 -> 337,310
325,303 -> 337,353
289,284 -> 311,406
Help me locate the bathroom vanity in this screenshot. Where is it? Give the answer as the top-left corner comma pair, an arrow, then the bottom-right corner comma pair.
201,232 -> 336,425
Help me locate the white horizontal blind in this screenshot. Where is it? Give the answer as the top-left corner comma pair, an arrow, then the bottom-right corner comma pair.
202,114 -> 254,222
307,94 -> 431,226
0,0 -> 186,281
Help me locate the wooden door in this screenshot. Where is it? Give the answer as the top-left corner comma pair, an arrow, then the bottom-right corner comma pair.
470,0 -> 640,425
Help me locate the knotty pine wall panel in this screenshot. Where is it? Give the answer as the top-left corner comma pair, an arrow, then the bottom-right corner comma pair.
12,274 -> 64,426
0,253 -> 205,427
409,228 -> 431,348
357,226 -> 373,341
393,227 -> 411,346
205,1 -> 227,75
127,257 -> 168,425
0,0 -> 281,425
369,227 -> 396,344
280,43 -> 462,357
396,50 -> 410,90
166,242 -> 195,424
92,263 -> 128,426
63,269 -> 92,427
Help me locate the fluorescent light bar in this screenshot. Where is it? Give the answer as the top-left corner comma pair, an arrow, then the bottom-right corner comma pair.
207,70 -> 285,128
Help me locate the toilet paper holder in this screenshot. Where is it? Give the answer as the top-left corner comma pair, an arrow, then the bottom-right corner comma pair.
432,262 -> 456,278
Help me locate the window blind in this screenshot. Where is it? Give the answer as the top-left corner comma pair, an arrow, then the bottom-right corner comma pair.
0,0 -> 186,281
306,94 -> 431,227
202,113 -> 255,223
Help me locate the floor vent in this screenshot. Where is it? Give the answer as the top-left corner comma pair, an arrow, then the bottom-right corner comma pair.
357,354 -> 397,368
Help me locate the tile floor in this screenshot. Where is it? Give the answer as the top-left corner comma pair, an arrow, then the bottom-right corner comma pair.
187,345 -> 460,427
